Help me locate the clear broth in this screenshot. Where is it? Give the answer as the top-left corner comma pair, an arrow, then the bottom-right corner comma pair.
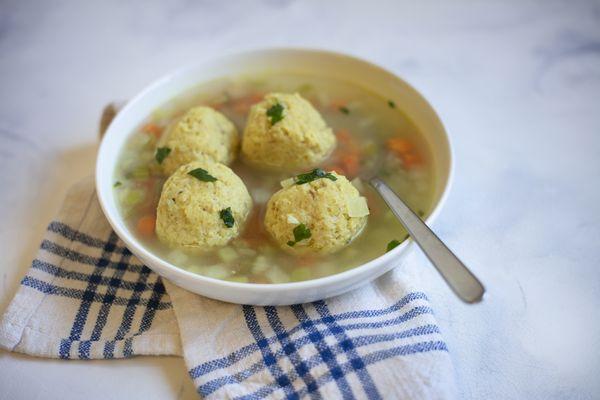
114,73 -> 435,283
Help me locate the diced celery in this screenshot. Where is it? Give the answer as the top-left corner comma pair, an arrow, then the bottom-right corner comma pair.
151,108 -> 168,121
121,189 -> 144,207
290,267 -> 312,282
130,166 -> 150,180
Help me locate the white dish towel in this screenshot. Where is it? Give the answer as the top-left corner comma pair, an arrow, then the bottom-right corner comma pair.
0,177 -> 456,399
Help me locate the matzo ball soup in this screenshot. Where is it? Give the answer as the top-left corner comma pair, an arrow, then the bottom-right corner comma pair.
114,73 -> 435,283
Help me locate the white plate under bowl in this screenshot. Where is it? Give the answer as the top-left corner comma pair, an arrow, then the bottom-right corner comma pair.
96,48 -> 453,305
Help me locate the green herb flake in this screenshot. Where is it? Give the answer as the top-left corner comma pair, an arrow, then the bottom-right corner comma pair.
113,181 -> 122,188
294,168 -> 337,185
386,239 -> 401,252
266,102 -> 285,125
388,100 -> 396,108
188,168 -> 217,182
418,210 -> 425,217
287,223 -> 312,246
219,207 -> 235,228
155,147 -> 171,164
339,106 -> 350,114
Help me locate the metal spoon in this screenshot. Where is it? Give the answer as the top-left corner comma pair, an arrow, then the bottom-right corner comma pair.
369,177 -> 485,303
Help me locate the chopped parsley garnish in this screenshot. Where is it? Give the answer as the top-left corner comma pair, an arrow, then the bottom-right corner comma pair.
287,223 -> 312,247
219,207 -> 235,228
388,100 -> 396,108
386,239 -> 401,252
188,168 -> 217,182
339,106 -> 350,114
155,147 -> 171,164
266,102 -> 285,125
294,168 -> 337,185
113,181 -> 122,188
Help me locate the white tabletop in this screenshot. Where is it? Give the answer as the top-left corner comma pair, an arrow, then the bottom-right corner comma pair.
1,1 -> 599,399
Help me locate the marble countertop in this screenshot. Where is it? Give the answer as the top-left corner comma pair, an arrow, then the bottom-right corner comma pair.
1,1 -> 599,398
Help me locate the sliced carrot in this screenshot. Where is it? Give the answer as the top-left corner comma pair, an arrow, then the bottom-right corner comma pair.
340,154 -> 360,178
232,93 -> 264,114
249,93 -> 264,103
142,124 -> 162,138
386,138 -> 413,155
137,215 -> 156,236
401,152 -> 421,168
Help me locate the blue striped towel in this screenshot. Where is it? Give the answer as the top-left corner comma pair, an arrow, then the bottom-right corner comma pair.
0,176 -> 456,399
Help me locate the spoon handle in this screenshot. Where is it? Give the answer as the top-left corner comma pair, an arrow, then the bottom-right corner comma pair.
369,177 -> 485,303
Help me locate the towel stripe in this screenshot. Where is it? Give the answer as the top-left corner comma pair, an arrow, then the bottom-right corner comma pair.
207,322 -> 441,399
242,306 -> 298,398
60,232 -> 119,359
20,275 -> 171,309
31,258 -> 159,292
291,341 -> 448,400
40,239 -> 146,273
313,301 -> 381,400
9,213 -> 451,397
290,304 -> 355,399
48,221 -> 130,254
189,292 -> 429,379
264,306 -> 321,399
196,316 -> 438,396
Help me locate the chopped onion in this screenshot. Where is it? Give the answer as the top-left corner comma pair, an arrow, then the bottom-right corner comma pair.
217,247 -> 238,263
347,196 -> 370,217
287,214 -> 300,225
280,177 -> 295,188
166,250 -> 188,266
252,255 -> 270,273
251,188 -> 271,204
203,265 -> 231,280
265,266 -> 289,283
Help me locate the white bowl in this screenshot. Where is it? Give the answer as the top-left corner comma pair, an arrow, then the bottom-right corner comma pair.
96,48 -> 453,306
